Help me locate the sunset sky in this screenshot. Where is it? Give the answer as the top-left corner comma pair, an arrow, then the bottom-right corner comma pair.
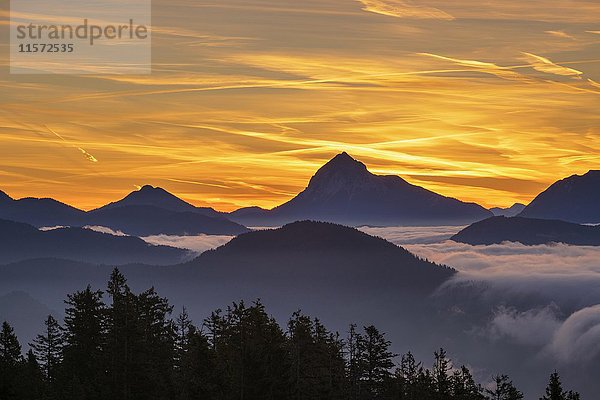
1,0 -> 599,211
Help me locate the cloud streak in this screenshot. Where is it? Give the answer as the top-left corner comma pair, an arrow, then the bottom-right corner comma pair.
522,53 -> 584,78
357,0 -> 454,20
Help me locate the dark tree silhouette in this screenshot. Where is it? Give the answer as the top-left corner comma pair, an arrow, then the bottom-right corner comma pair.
486,375 -> 523,400
0,321 -> 24,399
0,270 -> 585,400
354,325 -> 396,399
540,372 -> 581,400
60,285 -> 108,399
30,314 -> 63,382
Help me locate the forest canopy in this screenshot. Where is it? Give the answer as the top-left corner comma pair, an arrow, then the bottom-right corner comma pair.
0,269 -> 581,400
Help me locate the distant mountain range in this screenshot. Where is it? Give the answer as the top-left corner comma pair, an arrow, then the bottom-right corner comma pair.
518,170 -> 600,224
0,187 -> 249,236
490,203 -> 526,217
229,153 -> 492,227
452,216 -> 600,246
0,191 -> 85,227
2,159 -> 599,236
0,219 -> 191,265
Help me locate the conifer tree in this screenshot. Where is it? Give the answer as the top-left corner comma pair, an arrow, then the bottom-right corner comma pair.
31,314 -> 63,382
433,348 -> 452,399
0,321 -> 22,365
450,366 -> 485,399
540,372 -> 580,400
355,325 -> 395,399
60,286 -> 108,399
20,350 -> 46,399
0,321 -> 23,400
288,312 -> 346,400
485,375 -> 523,400
105,268 -> 136,399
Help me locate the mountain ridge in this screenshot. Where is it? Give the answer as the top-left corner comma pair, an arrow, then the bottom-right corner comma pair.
452,216 -> 600,246
0,187 -> 248,236
518,170 -> 600,224
0,218 -> 191,265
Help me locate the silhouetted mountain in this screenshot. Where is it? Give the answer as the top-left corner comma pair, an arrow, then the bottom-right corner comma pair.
86,205 -> 249,236
490,203 -> 526,217
0,188 -> 249,237
451,216 -> 600,246
0,194 -> 85,227
230,153 -> 492,226
189,221 -> 456,293
0,190 -> 11,202
518,170 -> 600,224
0,219 -> 191,265
229,206 -> 270,221
95,185 -> 224,218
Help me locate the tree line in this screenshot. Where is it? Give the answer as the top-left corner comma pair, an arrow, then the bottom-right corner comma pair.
0,269 -> 582,400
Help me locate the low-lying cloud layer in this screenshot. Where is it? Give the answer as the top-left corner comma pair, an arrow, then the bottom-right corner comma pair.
368,225 -> 600,368
141,234 -> 234,253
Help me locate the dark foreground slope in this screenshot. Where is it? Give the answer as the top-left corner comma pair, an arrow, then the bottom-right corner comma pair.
452,216 -> 600,246
0,219 -> 191,265
519,170 -> 600,224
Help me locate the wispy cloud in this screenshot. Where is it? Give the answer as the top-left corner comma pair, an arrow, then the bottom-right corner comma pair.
45,126 -> 99,163
522,53 -> 583,78
417,53 -> 527,81
545,30 -> 576,40
357,0 -> 454,20
589,79 -> 600,90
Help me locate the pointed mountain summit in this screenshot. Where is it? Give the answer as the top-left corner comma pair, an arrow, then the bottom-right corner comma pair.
519,170 -> 600,224
231,152 -> 492,226
95,185 -> 222,218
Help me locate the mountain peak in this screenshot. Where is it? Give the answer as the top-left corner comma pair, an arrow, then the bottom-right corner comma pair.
321,152 -> 368,173
139,184 -> 157,192
96,185 -> 198,213
310,153 -> 371,185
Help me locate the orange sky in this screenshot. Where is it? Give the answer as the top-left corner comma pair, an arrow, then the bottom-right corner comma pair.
1,0 -> 599,211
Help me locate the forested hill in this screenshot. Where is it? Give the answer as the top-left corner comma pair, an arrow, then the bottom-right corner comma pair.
188,221 -> 456,293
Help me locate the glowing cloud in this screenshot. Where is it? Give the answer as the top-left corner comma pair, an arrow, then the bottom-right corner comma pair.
78,148 -> 99,163
522,52 -> 583,78
417,53 -> 527,81
545,30 -> 576,40
357,0 -> 454,20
